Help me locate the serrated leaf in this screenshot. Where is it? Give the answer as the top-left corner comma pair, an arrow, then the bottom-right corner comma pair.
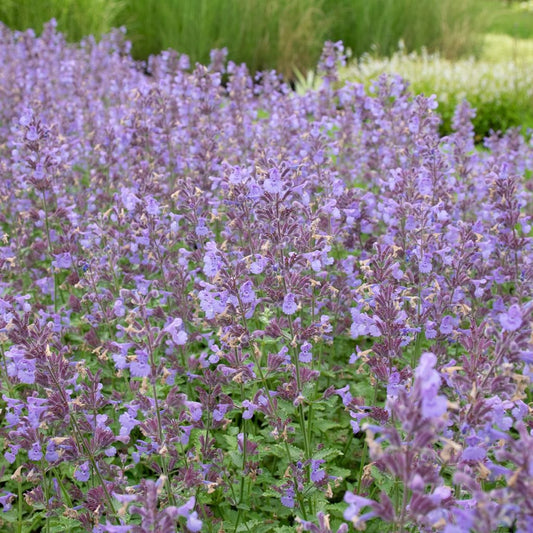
262,488 -> 280,498
49,517 -> 84,533
274,526 -> 297,533
267,442 -> 303,461
229,451 -> 243,468
314,447 -> 343,461
0,510 -> 20,523
328,466 -> 353,480
236,518 -> 261,532
315,420 -> 345,434
327,501 -> 349,516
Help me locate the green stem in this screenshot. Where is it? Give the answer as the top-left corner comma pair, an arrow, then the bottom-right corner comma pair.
341,430 -> 354,460
356,440 -> 369,495
53,469 -> 73,508
17,467 -> 23,533
41,459 -> 51,533
412,331 -> 422,369
287,316 -> 311,461
357,380 -> 380,493
0,344 -> 14,396
239,381 -> 248,505
46,362 -> 118,522
145,325 -> 176,507
296,492 -> 309,521
307,403 -> 314,454
42,191 -> 57,312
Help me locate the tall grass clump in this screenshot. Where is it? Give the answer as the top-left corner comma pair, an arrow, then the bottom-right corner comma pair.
323,0 -> 485,60
0,0 -> 122,43
121,0 -> 486,76
119,0 -> 328,79
0,0 -> 488,78
483,0 -> 533,39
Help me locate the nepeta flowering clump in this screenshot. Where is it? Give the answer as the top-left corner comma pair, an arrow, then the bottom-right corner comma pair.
0,21 -> 532,532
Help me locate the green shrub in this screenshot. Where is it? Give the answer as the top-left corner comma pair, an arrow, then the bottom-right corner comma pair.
339,47 -> 533,139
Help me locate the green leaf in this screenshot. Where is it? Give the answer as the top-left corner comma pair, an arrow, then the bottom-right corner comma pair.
48,517 -> 85,533
235,518 -> 261,532
314,447 -> 343,461
0,510 -> 20,523
274,526 -> 297,533
329,466 -> 353,480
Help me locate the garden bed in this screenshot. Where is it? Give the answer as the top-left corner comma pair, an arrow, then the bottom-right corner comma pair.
0,25 -> 532,532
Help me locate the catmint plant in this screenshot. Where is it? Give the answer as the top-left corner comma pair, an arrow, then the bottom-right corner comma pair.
0,21 -> 531,533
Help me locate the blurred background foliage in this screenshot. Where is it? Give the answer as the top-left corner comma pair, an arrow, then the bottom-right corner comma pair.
0,0 -> 530,76
0,0 -> 532,139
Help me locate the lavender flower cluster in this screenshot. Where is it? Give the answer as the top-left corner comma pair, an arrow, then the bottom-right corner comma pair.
0,21 -> 532,533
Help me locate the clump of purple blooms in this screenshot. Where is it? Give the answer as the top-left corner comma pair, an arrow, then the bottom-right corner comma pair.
0,21 -> 532,533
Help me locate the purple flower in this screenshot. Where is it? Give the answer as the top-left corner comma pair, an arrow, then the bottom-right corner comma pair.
177,496 -> 202,530
26,126 -> 39,142
203,242 -> 221,277
4,445 -> 20,464
499,304 -> 522,332
105,446 -> 117,457
119,410 -> 139,437
310,459 -> 326,482
335,385 -> 352,406
5,346 -> 35,384
350,309 -> 381,338
461,446 -> 486,462
420,394 -> 448,419
195,218 -> 209,237
213,402 -> 232,422
440,315 -> 455,335
281,487 -> 295,508
418,254 -> 432,274
74,461 -> 90,482
282,293 -> 298,315
19,108 -> 33,127
113,299 -> 126,317
391,262 -> 404,280
187,512 -> 203,532
51,252 -> 73,269
129,350 -> 150,377
198,288 -> 227,319
242,400 -> 256,419
120,188 -> 141,212
145,196 -> 160,216
263,168 -> 283,194
0,492 -> 15,512
177,497 -> 195,516
250,254 -> 268,274
45,441 -> 59,462
299,342 -> 312,363
164,317 -> 188,345
343,492 -> 373,525
112,342 -> 132,370
425,320 -> 438,339
239,280 -> 256,304
185,401 -> 203,422
28,441 -> 42,461
415,352 -> 448,419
